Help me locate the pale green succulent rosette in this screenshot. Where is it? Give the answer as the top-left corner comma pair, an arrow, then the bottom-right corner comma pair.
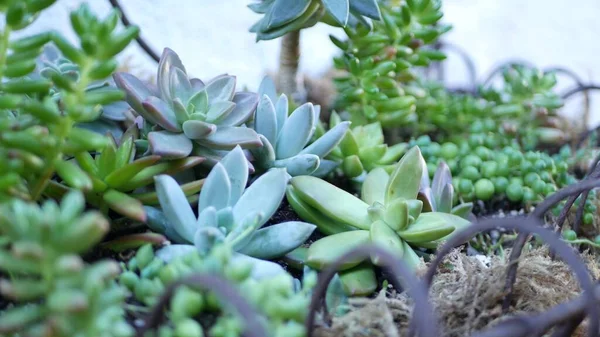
114,48 -> 261,162
286,146 -> 472,295
145,146 -> 316,279
248,0 -> 382,41
250,77 -> 350,177
325,111 -> 408,179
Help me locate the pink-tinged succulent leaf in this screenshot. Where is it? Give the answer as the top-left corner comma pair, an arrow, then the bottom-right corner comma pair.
112,72 -> 153,119
169,67 -> 192,103
206,101 -> 236,123
102,189 -> 147,222
204,74 -> 236,102
219,92 -> 259,126
182,120 -> 216,140
432,161 -> 452,200
198,126 -> 261,150
142,96 -> 182,132
148,130 -> 193,159
157,48 -> 187,101
190,78 -> 205,91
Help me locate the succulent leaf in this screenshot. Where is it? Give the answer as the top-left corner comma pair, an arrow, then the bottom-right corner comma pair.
154,174 -> 197,242
386,146 -> 424,203
232,168 -> 288,226
275,103 -> 315,159
369,220 -> 404,265
306,230 -> 370,270
255,94 -> 278,145
299,121 -> 351,158
273,154 -> 320,176
237,221 -> 316,259
198,163 -> 231,212
199,126 -> 261,150
361,167 -> 389,205
219,146 -> 249,206
182,120 -> 217,140
148,131 -> 193,159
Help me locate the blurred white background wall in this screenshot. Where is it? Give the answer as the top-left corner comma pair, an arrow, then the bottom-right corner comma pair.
13,0 -> 600,125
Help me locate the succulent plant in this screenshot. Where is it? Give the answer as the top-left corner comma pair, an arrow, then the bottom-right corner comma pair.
121,244 -> 324,337
45,124 -> 205,222
324,111 -> 407,179
248,0 -> 382,41
114,48 -> 261,161
250,77 -> 350,176
286,146 -> 471,294
0,191 -> 133,337
418,160 -> 474,219
146,146 -> 316,277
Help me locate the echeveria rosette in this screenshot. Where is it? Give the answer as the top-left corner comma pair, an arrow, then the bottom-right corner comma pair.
146,146 -> 316,279
47,125 -> 205,222
250,77 -> 350,177
324,111 -> 407,179
114,48 -> 261,161
286,146 -> 471,295
418,161 -> 474,220
249,0 -> 382,41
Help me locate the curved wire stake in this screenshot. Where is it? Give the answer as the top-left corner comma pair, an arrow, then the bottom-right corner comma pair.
561,84 -> 600,100
480,59 -> 537,88
136,273 -> 268,337
422,216 -> 599,337
305,245 -> 439,337
438,41 -> 478,94
108,0 -> 161,62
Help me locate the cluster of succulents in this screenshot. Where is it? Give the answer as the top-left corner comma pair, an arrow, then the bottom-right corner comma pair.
248,0 -> 383,41
330,0 -> 449,127
120,244 -> 338,337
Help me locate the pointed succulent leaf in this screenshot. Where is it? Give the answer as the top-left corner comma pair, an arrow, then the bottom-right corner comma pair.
197,206 -> 218,228
397,212 -> 459,244
432,161 -> 452,199
338,130 -> 360,156
306,230 -> 370,270
157,48 -> 187,101
154,175 -> 197,242
267,0 -> 311,29
275,94 -> 288,134
204,75 -> 236,102
182,120 -> 216,140
322,0 -> 350,26
367,202 -> 385,223
206,101 -> 236,123
199,163 -> 231,212
112,72 -> 152,117
114,134 -> 135,168
300,121 -> 351,158
257,76 -> 277,103
232,168 -> 288,226
156,244 -> 196,263
286,185 -> 359,235
273,153 -> 320,176
219,146 -> 249,206
144,206 -> 188,244
339,264 -> 377,296
400,240 -> 422,270
418,187 -> 435,212
216,207 -> 235,231
383,198 -> 409,231
220,92 -> 259,126
451,202 -> 474,219
103,189 -> 146,222
349,0 -> 381,20
231,253 -> 286,279
342,155 -> 364,178
255,95 -> 278,145
361,167 -> 389,205
148,131 -> 193,159
276,103 -> 315,159
386,146 -> 424,204
187,89 -> 209,113
190,78 -> 205,91
142,96 -> 182,132
250,135 -> 276,170
172,98 -> 189,125
354,123 -> 384,147
379,142 -> 408,164
369,220 -> 404,264
199,126 -> 261,150
194,226 -> 225,255
169,66 -> 192,103
238,221 -> 316,259
104,155 -> 161,189
359,144 -> 387,165
291,176 -> 371,229
437,184 -> 454,214
228,213 -> 264,251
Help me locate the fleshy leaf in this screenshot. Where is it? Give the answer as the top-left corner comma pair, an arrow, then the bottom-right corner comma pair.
237,221 -> 316,259
144,206 -> 188,244
169,67 -> 192,103
300,121 -> 351,158
199,126 -> 261,150
154,175 -> 197,242
204,75 -> 236,102
383,198 -> 409,231
255,95 -> 278,146
219,146 -> 249,206
349,0 -> 381,20
187,89 -> 209,113
198,163 -> 231,212
437,184 -> 454,214
361,167 -> 389,205
157,48 -> 186,101
386,146 -> 424,204
339,264 -> 377,296
231,253 -> 286,280
275,103 -> 315,159
182,120 -> 216,140
306,230 -> 370,270
311,159 -> 339,178
142,96 -> 182,132
451,203 -> 474,219
194,226 -> 225,255
250,135 -> 276,169
400,240 -> 422,270
291,176 -> 371,230
275,94 -> 288,135
397,212 -> 462,244
232,168 -> 288,226
322,0 -> 350,26
369,220 -> 404,264
112,72 -> 152,118
206,101 -> 236,123
148,131 -> 193,159
273,153 -> 319,176
257,76 -> 278,103
220,92 -> 259,126
102,189 -> 146,222
267,0 -> 311,29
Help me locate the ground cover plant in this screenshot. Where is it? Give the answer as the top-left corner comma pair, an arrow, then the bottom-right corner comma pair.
1,0 -> 600,336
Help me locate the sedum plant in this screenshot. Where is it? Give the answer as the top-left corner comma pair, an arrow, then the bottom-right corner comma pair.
248,0 -> 382,41
323,111 -> 407,179
121,244 -> 316,337
146,146 -> 316,277
0,191 -> 133,337
286,146 -> 470,294
114,48 -> 261,162
251,77 -> 350,176
0,2 -> 138,202
45,125 -> 205,222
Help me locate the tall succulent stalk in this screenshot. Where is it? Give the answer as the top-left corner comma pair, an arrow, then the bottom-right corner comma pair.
278,31 -> 302,100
